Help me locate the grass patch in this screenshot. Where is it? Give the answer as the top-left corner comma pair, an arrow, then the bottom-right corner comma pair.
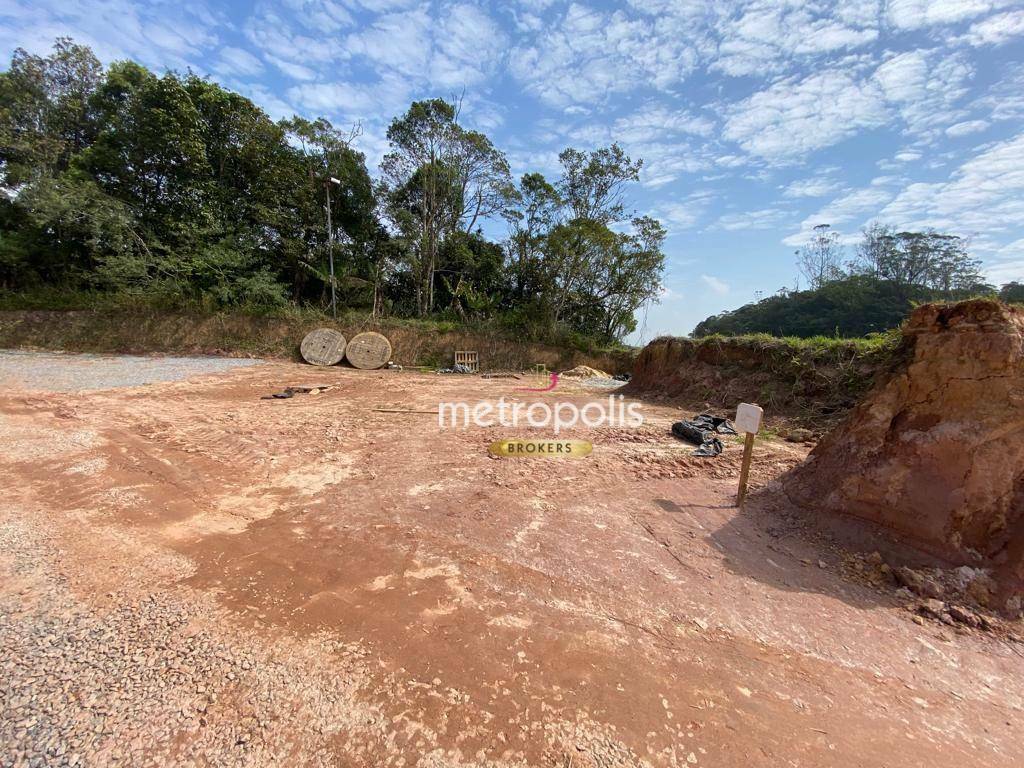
0,288 -> 634,358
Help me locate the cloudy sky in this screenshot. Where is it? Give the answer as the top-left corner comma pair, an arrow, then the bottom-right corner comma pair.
2,0 -> 1023,339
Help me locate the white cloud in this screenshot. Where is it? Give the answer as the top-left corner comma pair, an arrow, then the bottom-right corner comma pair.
723,69 -> 889,161
611,103 -> 715,143
715,207 -> 790,230
287,70 -> 412,120
885,0 -> 1011,30
508,3 -> 706,106
245,8 -> 337,72
872,49 -> 973,135
965,9 -> 1024,45
782,175 -> 846,198
269,56 -> 318,81
972,69 -> 1024,123
985,239 -> 1024,284
945,119 -> 990,137
783,186 -> 897,245
339,7 -> 432,78
653,191 -> 717,232
712,1 -> 879,77
431,3 -> 507,87
216,46 -> 264,78
724,47 -> 976,163
700,274 -> 730,295
0,0 -> 223,72
877,131 -> 1024,234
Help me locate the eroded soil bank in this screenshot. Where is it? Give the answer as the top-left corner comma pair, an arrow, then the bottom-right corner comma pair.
781,300 -> 1024,609
0,309 -> 634,374
624,333 -> 894,429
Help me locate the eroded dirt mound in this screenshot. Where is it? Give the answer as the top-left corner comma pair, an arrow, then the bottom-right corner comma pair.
560,364 -> 610,378
624,333 -> 890,426
782,300 -> 1024,608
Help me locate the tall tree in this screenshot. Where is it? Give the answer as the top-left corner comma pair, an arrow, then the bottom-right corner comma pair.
0,38 -> 102,188
556,143 -> 641,224
503,145 -> 663,342
381,98 -> 512,315
505,172 -> 562,302
856,225 -> 984,300
796,224 -> 843,289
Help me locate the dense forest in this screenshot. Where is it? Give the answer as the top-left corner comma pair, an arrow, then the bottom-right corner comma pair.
0,39 -> 665,344
695,224 -> 1018,338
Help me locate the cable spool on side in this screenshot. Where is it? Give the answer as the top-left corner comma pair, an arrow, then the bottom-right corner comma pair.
345,331 -> 392,370
300,328 -> 347,366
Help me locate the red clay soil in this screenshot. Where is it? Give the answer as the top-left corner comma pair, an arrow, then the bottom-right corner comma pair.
783,300 -> 1024,606
623,334 -> 886,425
1,363 -> 1022,766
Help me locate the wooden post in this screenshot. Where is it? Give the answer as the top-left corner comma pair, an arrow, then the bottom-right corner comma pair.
734,402 -> 763,507
737,432 -> 755,507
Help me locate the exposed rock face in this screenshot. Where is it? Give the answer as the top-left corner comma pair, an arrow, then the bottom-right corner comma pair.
783,300 -> 1024,603
624,334 -> 887,422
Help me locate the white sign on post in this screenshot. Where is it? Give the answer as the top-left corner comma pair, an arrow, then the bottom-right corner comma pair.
735,402 -> 763,507
735,402 -> 763,435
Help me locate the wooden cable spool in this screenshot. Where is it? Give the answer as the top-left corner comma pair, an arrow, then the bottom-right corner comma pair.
300,328 -> 347,366
345,331 -> 393,370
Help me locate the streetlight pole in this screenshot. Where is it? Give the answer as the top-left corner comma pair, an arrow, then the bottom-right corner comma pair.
325,176 -> 341,318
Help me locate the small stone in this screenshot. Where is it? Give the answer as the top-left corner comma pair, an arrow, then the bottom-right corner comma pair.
919,598 -> 946,618
948,605 -> 981,628
896,566 -> 944,599
966,578 -> 993,608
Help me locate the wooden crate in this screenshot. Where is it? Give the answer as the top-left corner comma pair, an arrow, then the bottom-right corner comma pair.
454,350 -> 479,372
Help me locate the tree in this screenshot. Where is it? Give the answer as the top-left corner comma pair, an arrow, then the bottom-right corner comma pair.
505,172 -> 562,302
500,146 -> 663,342
435,231 -> 505,319
855,225 -> 985,300
1,37 -> 669,344
999,281 -> 1024,304
556,143 -> 641,225
697,225 -> 995,339
82,62 -> 210,255
795,224 -> 843,289
381,98 -> 512,316
278,116 -> 382,305
0,38 -> 102,189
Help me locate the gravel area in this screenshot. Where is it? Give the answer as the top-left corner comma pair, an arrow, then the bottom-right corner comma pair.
0,351 -> 260,393
0,515 -> 382,768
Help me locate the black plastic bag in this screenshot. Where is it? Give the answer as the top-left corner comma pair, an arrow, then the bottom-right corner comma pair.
671,413 -> 736,457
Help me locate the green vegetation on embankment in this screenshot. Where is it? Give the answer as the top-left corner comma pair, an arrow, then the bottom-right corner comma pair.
626,328 -> 904,427
0,296 -> 636,374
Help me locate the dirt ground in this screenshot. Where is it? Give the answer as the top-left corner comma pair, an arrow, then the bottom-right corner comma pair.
1,357 -> 1022,767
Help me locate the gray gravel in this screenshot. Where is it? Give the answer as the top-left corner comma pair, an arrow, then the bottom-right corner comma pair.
0,351 -> 260,393
0,518 -> 382,767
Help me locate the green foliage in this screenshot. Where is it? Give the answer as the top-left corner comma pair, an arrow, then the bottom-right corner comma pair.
501,147 -> 665,343
998,281 -> 1024,304
381,98 -> 514,316
2,40 -> 662,346
697,222 -> 1006,338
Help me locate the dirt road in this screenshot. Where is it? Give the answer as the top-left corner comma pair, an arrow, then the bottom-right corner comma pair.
1,355 -> 1021,767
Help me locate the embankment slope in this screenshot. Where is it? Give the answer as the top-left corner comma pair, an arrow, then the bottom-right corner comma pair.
0,310 -> 634,374
781,300 -> 1024,605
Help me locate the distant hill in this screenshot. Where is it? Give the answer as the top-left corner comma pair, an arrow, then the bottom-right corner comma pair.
692,276 -> 993,338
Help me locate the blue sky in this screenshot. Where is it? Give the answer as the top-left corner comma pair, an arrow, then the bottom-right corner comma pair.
2,0 -> 1023,340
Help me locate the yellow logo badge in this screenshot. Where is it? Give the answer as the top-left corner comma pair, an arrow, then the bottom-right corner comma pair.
488,439 -> 593,458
